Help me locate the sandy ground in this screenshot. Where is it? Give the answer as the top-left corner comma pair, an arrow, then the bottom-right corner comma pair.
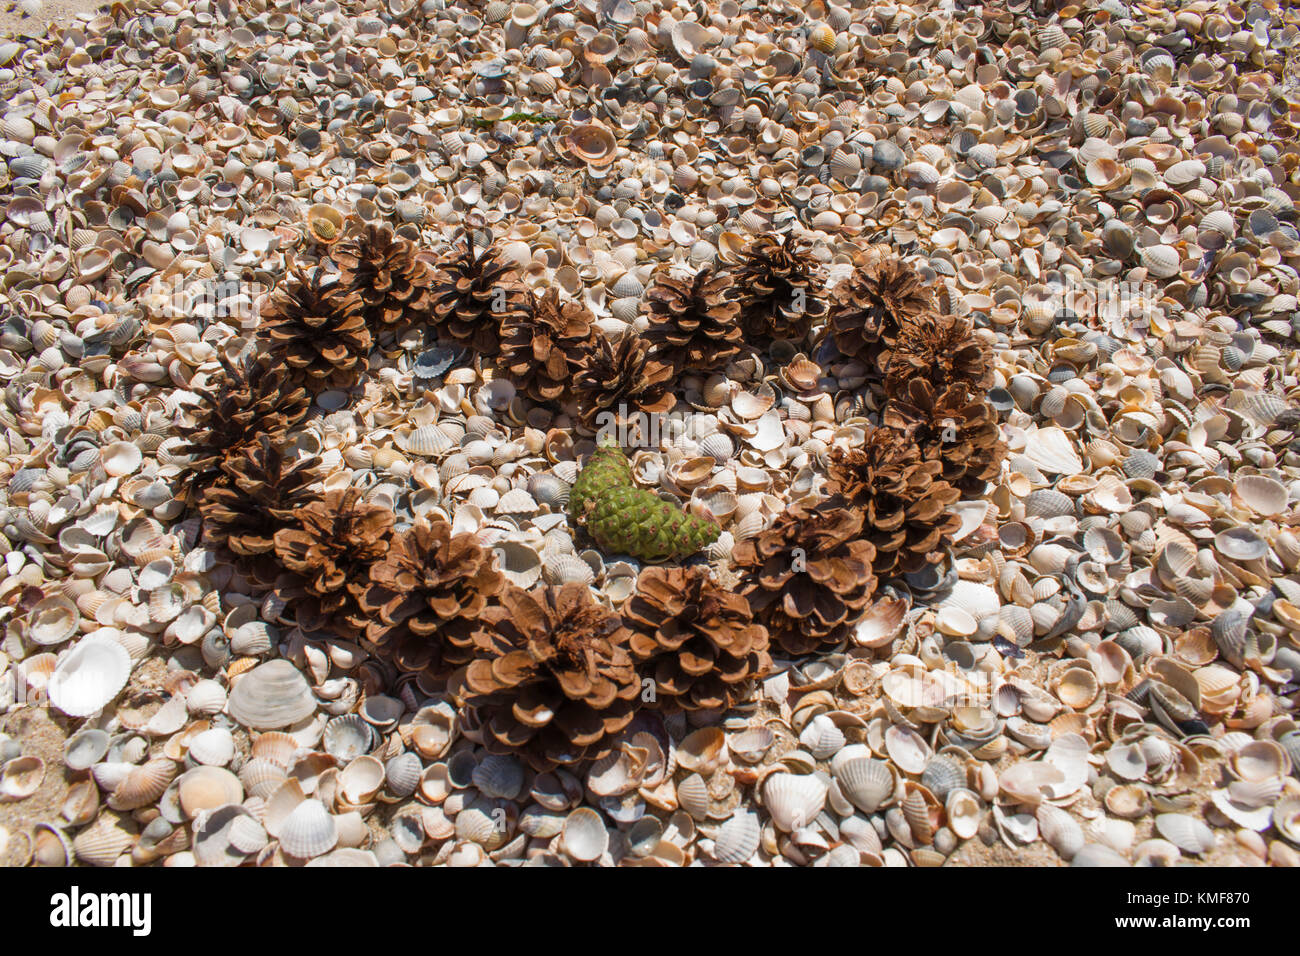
0,0 -> 110,38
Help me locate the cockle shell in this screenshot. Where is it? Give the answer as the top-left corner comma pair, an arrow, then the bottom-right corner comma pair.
762,772 -> 827,831
47,633 -> 132,718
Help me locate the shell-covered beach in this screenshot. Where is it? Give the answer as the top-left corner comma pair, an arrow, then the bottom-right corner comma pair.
1,0 -> 1299,868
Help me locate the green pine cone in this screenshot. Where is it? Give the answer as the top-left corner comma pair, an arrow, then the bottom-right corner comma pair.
586,485 -> 721,562
569,440 -> 720,562
568,440 -> 634,524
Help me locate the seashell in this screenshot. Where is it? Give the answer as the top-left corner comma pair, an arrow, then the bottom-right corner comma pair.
178,766 -> 244,819
1035,803 -> 1084,861
48,633 -> 132,718
100,441 -> 143,477
885,725 -> 932,775
562,807 -> 609,861
0,755 -> 44,801
227,660 -> 317,730
385,753 -> 422,799
711,810 -> 761,864
73,814 -> 136,866
1154,813 -> 1215,855
565,124 -> 618,167
543,551 -> 595,586
322,715 -> 374,761
473,753 -> 525,800
239,758 -> 288,800
186,679 -> 227,716
63,728 -> 110,771
852,597 -> 908,647
833,756 -> 896,814
338,756 -> 385,805
763,773 -> 827,832
188,728 -> 235,767
106,758 -> 178,810
278,799 -> 338,859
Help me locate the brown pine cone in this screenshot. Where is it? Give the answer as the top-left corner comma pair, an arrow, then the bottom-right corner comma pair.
623,566 -> 772,712
732,497 -> 878,656
573,332 -> 675,429
428,229 -> 531,357
359,517 -> 504,676
730,232 -> 826,343
826,427 -> 963,576
258,266 -> 372,393
825,252 -> 934,372
643,266 -> 744,373
178,353 -> 310,498
498,288 -> 595,403
885,379 -> 1006,497
460,583 -> 640,770
332,224 -> 434,334
883,310 -> 995,401
198,433 -> 320,559
272,488 -> 394,640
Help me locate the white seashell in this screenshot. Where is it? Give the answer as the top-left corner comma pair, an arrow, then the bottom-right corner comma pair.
338,755 -> 386,805
884,725 -> 931,775
833,756 -> 895,813
710,810 -> 761,864
0,755 -> 44,800
186,679 -> 227,716
945,788 -> 982,840
1035,803 -> 1084,860
188,727 -> 236,767
100,441 -> 143,477
1154,813 -> 1215,855
47,633 -> 132,718
1022,427 -> 1083,475
799,714 -> 846,760
28,596 -> 81,646
278,798 -> 338,859
763,772 -> 827,832
227,660 -> 317,730
562,807 -> 609,861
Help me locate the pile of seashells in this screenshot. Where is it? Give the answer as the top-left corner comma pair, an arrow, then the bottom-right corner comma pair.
2,0 -> 1300,868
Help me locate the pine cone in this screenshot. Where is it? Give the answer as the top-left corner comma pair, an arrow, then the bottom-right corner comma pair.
198,433 -> 320,562
359,517 -> 505,676
568,440 -> 634,521
732,497 -> 878,656
643,266 -> 743,372
258,266 -> 372,393
460,583 -> 640,770
178,353 -> 310,498
573,332 -> 675,429
428,230 -> 531,357
570,442 -> 720,562
826,253 -> 934,371
826,428 -> 963,576
273,488 -> 394,640
499,288 -> 594,402
730,233 -> 825,343
884,311 -> 994,401
885,379 -> 1006,496
333,224 -> 434,334
624,566 -> 771,712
